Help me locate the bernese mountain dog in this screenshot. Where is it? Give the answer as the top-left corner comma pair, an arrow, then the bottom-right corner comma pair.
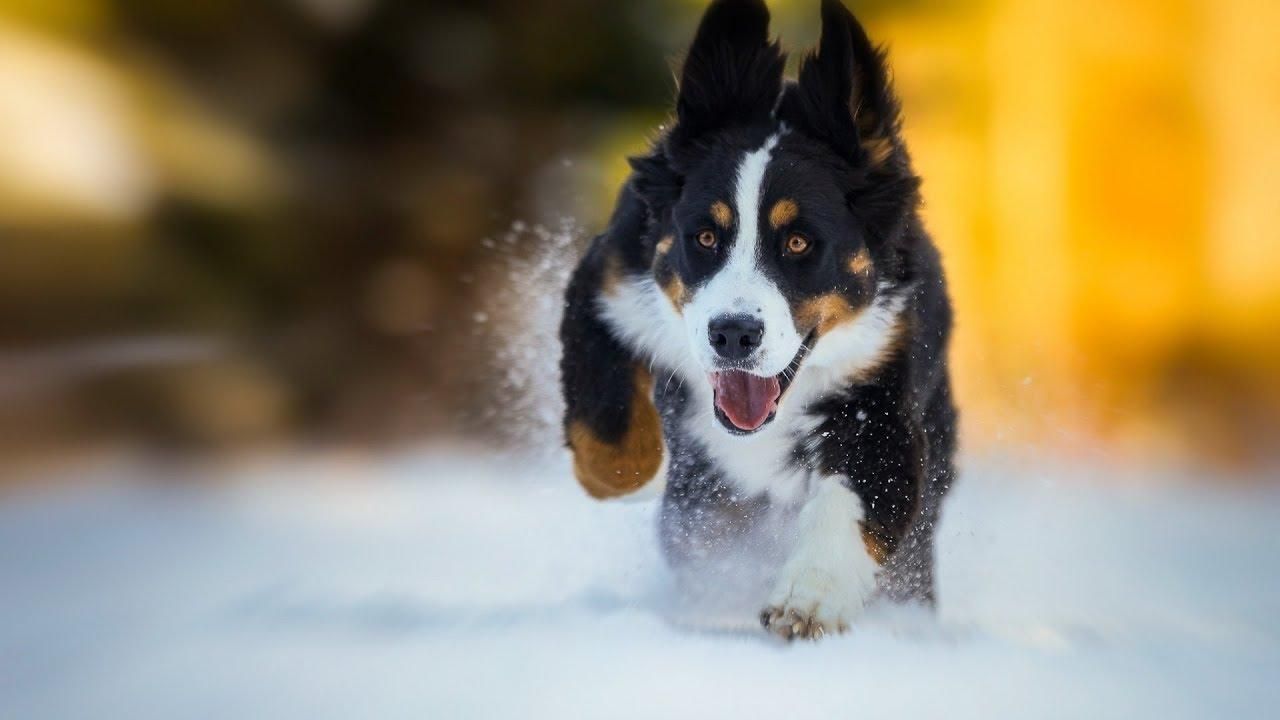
559,0 -> 956,640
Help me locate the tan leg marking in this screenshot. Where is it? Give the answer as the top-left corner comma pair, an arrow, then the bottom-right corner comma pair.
860,523 -> 891,566
568,366 -> 663,499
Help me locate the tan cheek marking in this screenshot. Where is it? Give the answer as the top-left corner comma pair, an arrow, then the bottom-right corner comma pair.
769,198 -> 798,229
660,273 -> 687,311
710,201 -> 733,229
654,235 -> 673,257
652,248 -> 686,312
568,367 -> 664,499
797,293 -> 859,337
798,294 -> 906,383
848,248 -> 873,276
863,136 -> 894,167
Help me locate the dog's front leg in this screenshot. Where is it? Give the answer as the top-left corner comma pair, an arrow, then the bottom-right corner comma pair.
761,477 -> 882,640
560,227 -> 666,500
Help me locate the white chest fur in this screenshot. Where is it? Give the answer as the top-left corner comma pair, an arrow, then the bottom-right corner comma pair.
599,275 -> 906,503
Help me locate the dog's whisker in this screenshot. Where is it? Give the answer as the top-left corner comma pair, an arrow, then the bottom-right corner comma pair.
662,365 -> 681,396
671,358 -> 696,394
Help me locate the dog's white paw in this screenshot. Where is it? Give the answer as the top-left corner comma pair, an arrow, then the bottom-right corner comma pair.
760,479 -> 880,641
761,563 -> 871,640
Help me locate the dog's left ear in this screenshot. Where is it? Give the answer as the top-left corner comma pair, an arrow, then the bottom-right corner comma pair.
780,0 -> 902,169
783,0 -> 919,275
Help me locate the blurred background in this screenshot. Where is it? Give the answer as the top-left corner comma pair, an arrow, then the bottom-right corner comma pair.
3,3 -> 1279,716
1,0 -> 1279,482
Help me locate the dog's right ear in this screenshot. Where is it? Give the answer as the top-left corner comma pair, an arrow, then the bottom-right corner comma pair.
671,0 -> 785,148
627,150 -> 683,218
631,0 -> 784,214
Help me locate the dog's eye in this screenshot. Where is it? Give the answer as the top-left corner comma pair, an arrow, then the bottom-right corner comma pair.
696,230 -> 717,249
784,234 -> 810,256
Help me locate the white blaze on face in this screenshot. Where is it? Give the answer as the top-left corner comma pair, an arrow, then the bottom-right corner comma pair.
682,134 -> 804,377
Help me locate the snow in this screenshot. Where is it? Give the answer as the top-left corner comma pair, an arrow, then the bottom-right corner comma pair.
2,450 -> 1278,719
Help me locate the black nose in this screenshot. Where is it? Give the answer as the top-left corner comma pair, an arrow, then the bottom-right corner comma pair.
708,315 -> 764,361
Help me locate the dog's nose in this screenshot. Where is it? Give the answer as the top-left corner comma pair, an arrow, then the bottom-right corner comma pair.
708,314 -> 764,361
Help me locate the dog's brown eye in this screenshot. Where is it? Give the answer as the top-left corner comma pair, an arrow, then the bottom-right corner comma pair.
696,230 -> 717,249
785,234 -> 810,256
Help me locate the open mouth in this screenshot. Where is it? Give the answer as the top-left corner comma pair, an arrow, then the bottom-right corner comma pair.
710,334 -> 813,435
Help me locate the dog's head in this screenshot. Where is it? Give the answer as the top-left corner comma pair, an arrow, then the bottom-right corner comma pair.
631,0 -> 920,435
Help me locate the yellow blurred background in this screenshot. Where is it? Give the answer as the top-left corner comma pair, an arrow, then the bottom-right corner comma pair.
1,0 -> 1277,479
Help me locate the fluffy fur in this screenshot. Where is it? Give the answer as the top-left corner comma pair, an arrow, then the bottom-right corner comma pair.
559,0 -> 956,640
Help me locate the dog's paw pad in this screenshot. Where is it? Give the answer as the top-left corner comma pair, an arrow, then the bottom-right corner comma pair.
759,605 -> 848,641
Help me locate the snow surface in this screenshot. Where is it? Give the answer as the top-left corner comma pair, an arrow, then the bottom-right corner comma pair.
2,450 -> 1278,719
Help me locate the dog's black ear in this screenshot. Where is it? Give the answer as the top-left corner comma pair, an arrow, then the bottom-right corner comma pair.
627,150 -> 683,216
781,0 -> 902,167
671,0 -> 785,145
783,0 -> 917,270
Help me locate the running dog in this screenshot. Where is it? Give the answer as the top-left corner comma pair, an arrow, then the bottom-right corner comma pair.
559,0 -> 956,640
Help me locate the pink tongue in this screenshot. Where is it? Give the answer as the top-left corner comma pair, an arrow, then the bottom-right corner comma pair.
712,370 -> 781,431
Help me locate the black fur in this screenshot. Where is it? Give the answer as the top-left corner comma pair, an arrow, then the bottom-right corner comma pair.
670,0 -> 785,158
560,0 -> 957,615
559,186 -> 651,444
781,0 -> 903,165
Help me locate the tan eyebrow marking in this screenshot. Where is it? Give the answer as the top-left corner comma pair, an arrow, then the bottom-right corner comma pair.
769,198 -> 798,229
848,248 -> 873,276
568,366 -> 663,499
654,235 -> 674,257
710,201 -> 733,228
